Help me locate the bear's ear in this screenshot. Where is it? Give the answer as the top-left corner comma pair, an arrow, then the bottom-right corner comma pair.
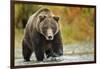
53,16 -> 59,22
39,16 -> 46,22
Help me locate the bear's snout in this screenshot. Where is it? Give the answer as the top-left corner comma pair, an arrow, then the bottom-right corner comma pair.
46,35 -> 54,40
48,36 -> 52,39
46,28 -> 54,40
48,35 -> 53,40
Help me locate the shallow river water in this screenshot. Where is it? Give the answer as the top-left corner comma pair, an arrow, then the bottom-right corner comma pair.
15,43 -> 95,66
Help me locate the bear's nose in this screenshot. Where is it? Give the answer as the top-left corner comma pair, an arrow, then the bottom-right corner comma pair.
48,36 -> 52,39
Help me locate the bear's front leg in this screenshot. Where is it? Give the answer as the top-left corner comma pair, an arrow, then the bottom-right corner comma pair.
34,45 -> 44,61
52,32 -> 63,56
22,39 -> 33,61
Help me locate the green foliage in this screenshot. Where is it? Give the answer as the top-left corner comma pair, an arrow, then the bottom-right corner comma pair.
15,28 -> 24,48
15,4 -> 41,28
15,4 -> 95,45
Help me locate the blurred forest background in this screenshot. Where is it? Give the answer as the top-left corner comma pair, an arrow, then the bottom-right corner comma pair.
14,4 -> 95,48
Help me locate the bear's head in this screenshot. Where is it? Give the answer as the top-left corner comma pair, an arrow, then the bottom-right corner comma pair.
38,15 -> 60,40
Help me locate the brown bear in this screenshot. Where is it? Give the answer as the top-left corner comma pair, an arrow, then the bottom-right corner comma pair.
22,7 -> 63,61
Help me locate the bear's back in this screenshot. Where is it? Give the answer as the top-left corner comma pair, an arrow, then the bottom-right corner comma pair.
35,8 -> 53,17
